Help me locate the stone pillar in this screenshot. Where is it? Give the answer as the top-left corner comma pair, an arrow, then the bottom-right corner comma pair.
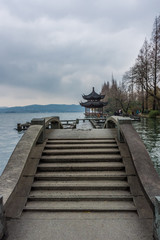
154,196 -> 160,240
31,118 -> 45,143
51,117 -> 60,129
107,121 -> 115,128
0,196 -> 6,240
117,117 -> 132,143
17,123 -> 22,131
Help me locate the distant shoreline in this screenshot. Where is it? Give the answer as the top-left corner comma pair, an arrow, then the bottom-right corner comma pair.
0,104 -> 83,114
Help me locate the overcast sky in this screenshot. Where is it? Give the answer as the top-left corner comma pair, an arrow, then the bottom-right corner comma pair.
0,0 -> 160,107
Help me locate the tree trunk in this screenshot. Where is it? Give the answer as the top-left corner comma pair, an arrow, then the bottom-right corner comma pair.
141,83 -> 144,113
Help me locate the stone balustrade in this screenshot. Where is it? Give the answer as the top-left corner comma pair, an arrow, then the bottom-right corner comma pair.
0,116 -> 62,239
105,116 -> 160,239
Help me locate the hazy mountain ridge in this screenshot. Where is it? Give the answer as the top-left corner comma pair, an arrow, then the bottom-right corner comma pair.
0,104 -> 83,113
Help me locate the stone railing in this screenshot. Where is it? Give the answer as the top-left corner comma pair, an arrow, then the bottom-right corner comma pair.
104,116 -> 160,240
0,116 -> 62,239
104,116 -> 132,142
0,196 -> 5,240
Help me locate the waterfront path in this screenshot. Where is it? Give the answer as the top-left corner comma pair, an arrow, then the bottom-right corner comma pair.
4,126 -> 154,240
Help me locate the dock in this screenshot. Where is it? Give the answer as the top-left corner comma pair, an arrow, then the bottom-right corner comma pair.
0,116 -> 160,239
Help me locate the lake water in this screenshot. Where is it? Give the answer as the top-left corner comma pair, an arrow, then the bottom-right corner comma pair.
0,113 -> 160,176
132,118 -> 160,175
0,112 -> 84,175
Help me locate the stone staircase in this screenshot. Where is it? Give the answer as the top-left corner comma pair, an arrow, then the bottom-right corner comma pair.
24,138 -> 136,213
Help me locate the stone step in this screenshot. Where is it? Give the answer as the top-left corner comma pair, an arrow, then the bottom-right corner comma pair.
42,148 -> 120,155
28,195 -> 133,201
35,171 -> 127,181
31,180 -> 129,190
37,162 -> 125,171
45,143 -> 118,149
47,139 -> 116,144
29,190 -> 131,198
24,200 -> 136,212
40,154 -> 122,163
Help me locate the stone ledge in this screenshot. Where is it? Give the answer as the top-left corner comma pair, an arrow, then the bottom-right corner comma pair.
0,196 -> 5,240
0,116 -> 62,208
120,124 -> 160,209
0,125 -> 43,206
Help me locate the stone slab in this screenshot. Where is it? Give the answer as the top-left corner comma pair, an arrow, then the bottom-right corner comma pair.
0,125 -> 42,205
127,176 -> 143,196
133,196 -> 153,219
29,190 -> 131,197
120,124 -> 160,207
25,200 -> 136,211
0,196 -> 5,240
4,141 -> 45,218
6,214 -> 153,240
48,129 -> 117,139
40,154 -> 122,162
117,143 -> 131,158
43,148 -> 120,155
122,157 -> 136,176
47,139 -> 117,144
45,143 -> 118,149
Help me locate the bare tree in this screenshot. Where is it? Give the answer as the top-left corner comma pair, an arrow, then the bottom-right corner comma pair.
140,39 -> 150,110
123,68 -> 134,101
150,15 -> 160,109
101,78 -> 133,115
114,82 -> 131,114
122,15 -> 160,111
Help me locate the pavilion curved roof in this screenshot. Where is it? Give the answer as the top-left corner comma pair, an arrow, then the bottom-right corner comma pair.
82,87 -> 105,100
80,101 -> 108,108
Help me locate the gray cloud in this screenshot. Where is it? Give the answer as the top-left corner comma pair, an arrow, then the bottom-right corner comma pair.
0,0 -> 160,106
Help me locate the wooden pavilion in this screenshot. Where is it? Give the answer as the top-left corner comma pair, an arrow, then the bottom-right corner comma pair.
80,87 -> 107,117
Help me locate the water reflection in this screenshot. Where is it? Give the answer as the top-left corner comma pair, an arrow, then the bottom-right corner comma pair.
133,118 -> 160,175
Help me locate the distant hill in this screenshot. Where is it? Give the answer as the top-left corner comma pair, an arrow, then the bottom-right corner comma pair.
0,104 -> 83,113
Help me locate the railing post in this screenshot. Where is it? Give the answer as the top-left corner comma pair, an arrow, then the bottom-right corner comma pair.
117,125 -> 124,142
31,118 -> 45,143
117,117 -> 132,143
0,196 -> 6,239
51,117 -> 60,129
17,123 -> 22,131
107,121 -> 115,128
154,196 -> 160,240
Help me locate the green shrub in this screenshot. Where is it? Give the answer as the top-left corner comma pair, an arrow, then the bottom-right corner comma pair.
149,110 -> 160,118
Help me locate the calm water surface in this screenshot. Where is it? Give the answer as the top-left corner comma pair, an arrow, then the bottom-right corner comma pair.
132,118 -> 160,175
0,113 -> 160,176
0,112 -> 84,175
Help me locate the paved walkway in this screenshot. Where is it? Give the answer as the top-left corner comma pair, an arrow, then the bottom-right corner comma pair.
48,128 -> 117,139
7,212 -> 153,240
